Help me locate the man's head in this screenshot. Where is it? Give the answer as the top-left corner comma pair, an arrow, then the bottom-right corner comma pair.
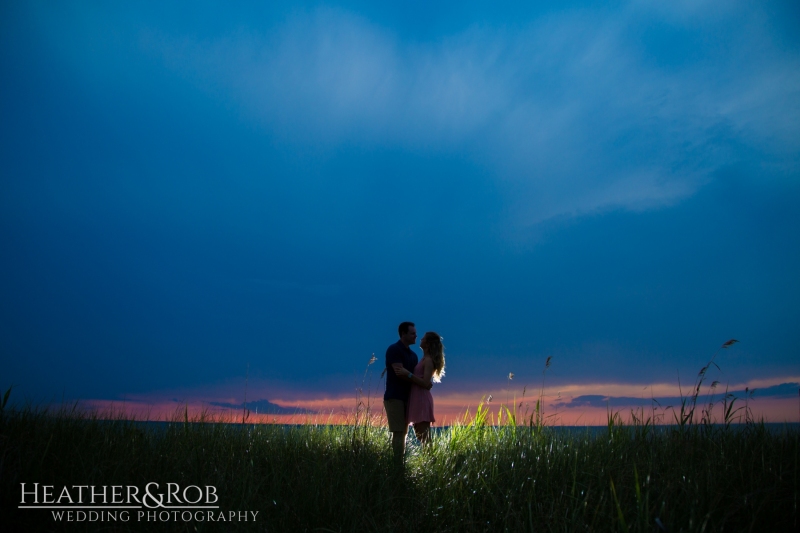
398,321 -> 417,347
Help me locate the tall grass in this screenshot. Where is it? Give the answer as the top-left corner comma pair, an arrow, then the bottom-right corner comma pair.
1,389 -> 797,532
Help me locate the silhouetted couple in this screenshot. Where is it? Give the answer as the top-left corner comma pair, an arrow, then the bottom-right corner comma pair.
383,321 -> 445,465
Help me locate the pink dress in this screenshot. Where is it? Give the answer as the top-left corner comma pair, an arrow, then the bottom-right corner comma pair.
407,359 -> 435,424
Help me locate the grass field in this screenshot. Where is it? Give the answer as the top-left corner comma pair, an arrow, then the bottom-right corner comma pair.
1,384 -> 798,532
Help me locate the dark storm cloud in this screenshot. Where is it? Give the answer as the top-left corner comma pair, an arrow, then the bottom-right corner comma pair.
555,382 -> 800,409
1,1 -> 798,403
209,399 -> 317,415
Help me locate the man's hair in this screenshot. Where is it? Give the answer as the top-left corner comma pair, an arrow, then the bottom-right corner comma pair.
398,322 -> 415,337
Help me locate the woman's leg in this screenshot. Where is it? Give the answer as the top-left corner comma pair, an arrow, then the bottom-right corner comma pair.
414,422 -> 431,444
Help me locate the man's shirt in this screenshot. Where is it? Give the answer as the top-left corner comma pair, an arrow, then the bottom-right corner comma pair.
384,340 -> 419,402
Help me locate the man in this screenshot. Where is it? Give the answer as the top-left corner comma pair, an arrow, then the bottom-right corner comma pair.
384,321 -> 418,464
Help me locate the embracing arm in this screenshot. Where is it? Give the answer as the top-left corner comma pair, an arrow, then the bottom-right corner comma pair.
392,360 -> 433,390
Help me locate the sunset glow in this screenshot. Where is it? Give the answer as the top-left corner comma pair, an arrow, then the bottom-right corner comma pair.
79,373 -> 800,427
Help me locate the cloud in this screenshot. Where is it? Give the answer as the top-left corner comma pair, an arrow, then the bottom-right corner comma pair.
139,2 -> 799,228
209,398 -> 317,415
554,382 -> 800,409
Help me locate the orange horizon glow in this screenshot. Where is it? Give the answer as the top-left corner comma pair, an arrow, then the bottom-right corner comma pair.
74,376 -> 800,427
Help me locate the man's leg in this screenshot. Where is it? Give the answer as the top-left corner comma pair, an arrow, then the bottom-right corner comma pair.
391,430 -> 407,462
384,399 -> 408,465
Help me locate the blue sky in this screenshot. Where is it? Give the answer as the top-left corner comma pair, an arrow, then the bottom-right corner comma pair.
1,1 -> 799,416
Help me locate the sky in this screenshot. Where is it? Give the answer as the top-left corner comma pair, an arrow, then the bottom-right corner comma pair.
2,0 -> 799,424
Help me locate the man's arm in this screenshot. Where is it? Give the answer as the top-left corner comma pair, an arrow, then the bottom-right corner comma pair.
392,362 -> 433,390
391,363 -> 412,381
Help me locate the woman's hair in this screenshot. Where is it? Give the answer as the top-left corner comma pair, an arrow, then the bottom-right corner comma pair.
423,331 -> 446,383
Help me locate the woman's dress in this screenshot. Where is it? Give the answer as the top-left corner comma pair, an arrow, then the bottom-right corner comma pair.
407,359 -> 435,424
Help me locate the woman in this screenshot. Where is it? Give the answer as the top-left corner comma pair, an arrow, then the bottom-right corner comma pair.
403,331 -> 446,444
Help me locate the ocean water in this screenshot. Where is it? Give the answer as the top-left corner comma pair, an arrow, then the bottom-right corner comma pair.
124,420 -> 800,437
